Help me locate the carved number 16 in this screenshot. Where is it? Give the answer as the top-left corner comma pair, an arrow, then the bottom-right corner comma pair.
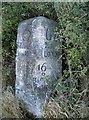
37,63 -> 46,72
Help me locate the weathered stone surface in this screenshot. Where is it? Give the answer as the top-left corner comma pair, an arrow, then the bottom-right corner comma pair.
15,16 -> 61,117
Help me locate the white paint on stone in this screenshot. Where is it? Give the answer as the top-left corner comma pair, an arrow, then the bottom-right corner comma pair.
16,16 -> 61,117
17,48 -> 27,54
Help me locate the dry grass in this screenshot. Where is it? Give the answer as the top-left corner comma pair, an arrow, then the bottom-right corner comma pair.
2,86 -> 89,118
44,98 -> 68,118
2,86 -> 25,118
44,90 -> 89,118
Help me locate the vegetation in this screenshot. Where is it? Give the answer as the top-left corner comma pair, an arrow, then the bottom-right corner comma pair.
2,86 -> 24,118
2,86 -> 36,119
2,2 -> 89,118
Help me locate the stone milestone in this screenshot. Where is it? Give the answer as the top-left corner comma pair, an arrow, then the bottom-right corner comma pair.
15,16 -> 61,117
